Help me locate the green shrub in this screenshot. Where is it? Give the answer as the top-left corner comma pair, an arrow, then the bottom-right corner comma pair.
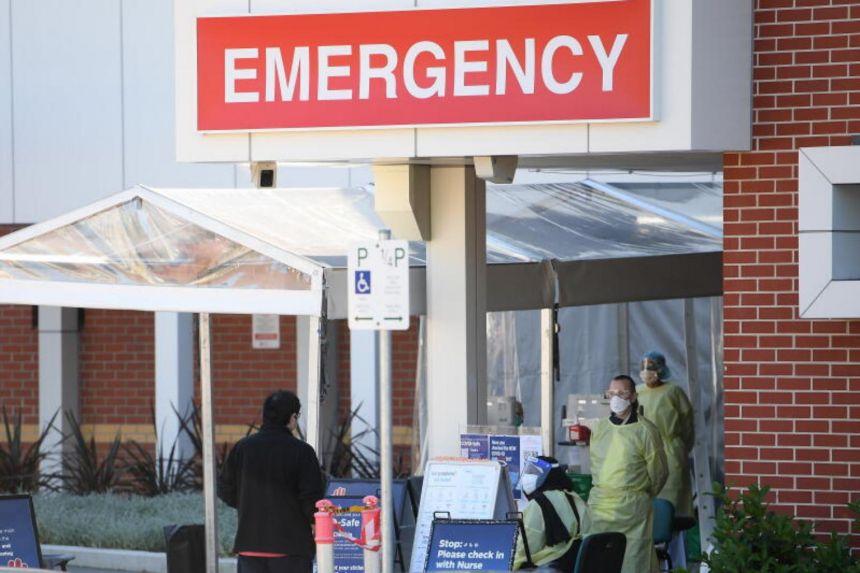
703,484 -> 860,573
33,492 -> 237,555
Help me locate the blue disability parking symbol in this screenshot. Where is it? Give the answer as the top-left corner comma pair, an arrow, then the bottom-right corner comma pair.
355,271 -> 372,294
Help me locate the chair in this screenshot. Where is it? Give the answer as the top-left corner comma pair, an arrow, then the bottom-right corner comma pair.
652,499 -> 675,572
572,532 -> 626,573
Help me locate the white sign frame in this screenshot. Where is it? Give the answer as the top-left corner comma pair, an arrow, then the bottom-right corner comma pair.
347,239 -> 410,331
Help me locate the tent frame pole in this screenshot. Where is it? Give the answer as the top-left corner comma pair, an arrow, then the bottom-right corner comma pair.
683,299 -> 716,552
199,313 -> 219,573
540,307 -> 554,457
306,315 -> 323,454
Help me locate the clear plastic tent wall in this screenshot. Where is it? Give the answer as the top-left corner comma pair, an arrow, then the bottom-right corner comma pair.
486,183 -> 720,262
486,299 -> 725,482
154,182 -> 722,267
0,181 -> 720,278
0,198 -> 311,290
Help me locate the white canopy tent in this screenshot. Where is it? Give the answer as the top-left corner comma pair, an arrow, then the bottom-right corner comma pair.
0,181 -> 722,569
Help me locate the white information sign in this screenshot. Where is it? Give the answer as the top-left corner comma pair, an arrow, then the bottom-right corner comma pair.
252,314 -> 280,349
410,459 -> 513,573
348,239 -> 410,331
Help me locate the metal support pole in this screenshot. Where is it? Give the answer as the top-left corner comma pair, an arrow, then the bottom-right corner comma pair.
540,307 -> 554,457
306,315 -> 323,454
709,297 -> 725,484
683,300 -> 715,552
618,303 -> 630,373
377,229 -> 395,573
199,313 -> 219,573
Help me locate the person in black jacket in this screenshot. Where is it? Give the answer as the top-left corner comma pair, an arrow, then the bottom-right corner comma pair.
218,390 -> 324,573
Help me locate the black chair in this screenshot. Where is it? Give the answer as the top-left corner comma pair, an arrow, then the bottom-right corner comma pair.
572,532 -> 626,573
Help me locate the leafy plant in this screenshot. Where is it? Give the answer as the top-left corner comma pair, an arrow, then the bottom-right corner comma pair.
60,411 -> 124,494
121,405 -> 199,495
0,407 -> 58,493
703,483 -> 860,573
176,402 -> 253,487
123,439 -> 197,497
320,407 -> 409,479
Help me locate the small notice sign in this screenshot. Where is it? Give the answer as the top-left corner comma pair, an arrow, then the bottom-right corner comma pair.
252,314 -> 280,349
460,433 -> 543,500
328,496 -> 367,573
348,239 -> 410,331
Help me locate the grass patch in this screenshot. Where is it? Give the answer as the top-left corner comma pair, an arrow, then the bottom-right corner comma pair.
33,493 -> 237,555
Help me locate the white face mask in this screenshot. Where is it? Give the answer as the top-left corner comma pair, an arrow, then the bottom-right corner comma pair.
520,473 -> 539,496
610,395 -> 631,415
640,369 -> 659,385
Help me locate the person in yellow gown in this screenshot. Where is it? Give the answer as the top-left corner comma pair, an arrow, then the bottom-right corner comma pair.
588,375 -> 668,573
636,351 -> 695,518
513,456 -> 589,571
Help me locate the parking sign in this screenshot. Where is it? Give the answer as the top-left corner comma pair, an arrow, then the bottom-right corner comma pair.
348,239 -> 410,330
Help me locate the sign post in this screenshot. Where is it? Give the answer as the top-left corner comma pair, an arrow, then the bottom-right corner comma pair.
348,231 -> 410,573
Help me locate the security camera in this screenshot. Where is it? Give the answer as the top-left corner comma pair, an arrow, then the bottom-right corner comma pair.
251,161 -> 277,188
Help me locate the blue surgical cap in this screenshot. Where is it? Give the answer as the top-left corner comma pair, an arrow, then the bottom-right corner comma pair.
642,351 -> 671,380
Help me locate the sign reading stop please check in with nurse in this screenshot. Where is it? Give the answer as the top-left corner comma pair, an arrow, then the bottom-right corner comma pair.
196,0 -> 652,131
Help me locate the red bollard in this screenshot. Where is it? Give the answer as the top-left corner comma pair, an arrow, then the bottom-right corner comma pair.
361,495 -> 381,573
315,499 -> 335,573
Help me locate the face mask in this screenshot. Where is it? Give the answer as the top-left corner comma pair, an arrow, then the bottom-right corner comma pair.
640,369 -> 659,385
520,473 -> 539,496
610,395 -> 631,414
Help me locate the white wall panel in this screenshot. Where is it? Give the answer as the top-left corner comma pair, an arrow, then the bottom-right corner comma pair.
0,0 -> 14,222
122,0 -> 234,188
174,0 -> 250,163
12,0 -> 123,223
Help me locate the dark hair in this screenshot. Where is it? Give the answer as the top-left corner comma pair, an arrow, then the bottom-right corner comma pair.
263,390 -> 301,426
612,374 -> 636,395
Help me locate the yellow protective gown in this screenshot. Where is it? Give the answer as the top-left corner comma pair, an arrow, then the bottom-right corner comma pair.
513,490 -> 590,570
587,415 -> 668,573
636,381 -> 695,517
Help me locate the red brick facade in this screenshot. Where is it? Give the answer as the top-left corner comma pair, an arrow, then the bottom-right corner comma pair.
723,0 -> 860,534
0,305 -> 38,424
0,305 -> 419,439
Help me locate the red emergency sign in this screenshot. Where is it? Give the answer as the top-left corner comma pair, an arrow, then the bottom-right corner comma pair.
196,0 -> 652,131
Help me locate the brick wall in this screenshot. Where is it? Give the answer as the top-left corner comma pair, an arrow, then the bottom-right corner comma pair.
80,310 -> 154,425
333,318 -> 420,429
0,226 -> 38,424
723,0 -> 860,535
202,314 -> 298,427
0,305 -> 38,423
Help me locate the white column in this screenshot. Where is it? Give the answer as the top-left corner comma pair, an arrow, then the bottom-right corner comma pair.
38,306 -> 80,474
155,312 -> 194,457
350,330 -> 379,460
426,166 -> 487,459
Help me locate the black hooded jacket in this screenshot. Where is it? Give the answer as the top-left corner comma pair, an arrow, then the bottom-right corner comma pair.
218,424 -> 325,556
